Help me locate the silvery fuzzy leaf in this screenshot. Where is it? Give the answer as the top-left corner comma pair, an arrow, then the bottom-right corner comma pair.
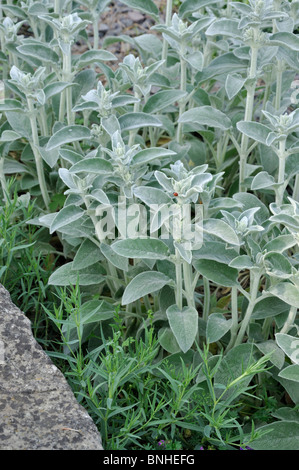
263,235 -> 297,254
178,0 -> 222,19
131,147 -> 176,167
2,4 -> 27,19
100,242 -> 129,272
206,313 -> 232,344
48,262 -> 105,286
230,1 -> 251,15
174,241 -> 192,264
278,365 -> 299,383
166,304 -> 198,353
150,203 -> 172,233
35,89 -> 46,105
69,157 -> 113,175
58,168 -> 77,189
119,112 -> 162,131
72,101 -> 99,112
133,186 -> 172,206
196,52 -> 248,84
44,81 -> 74,101
233,192 -> 269,223
101,114 -> 121,137
3,158 -> 29,174
118,0 -> 159,21
269,283 -> 299,309
6,111 -> 32,139
111,237 -> 170,260
122,271 -> 172,305
38,144 -> 59,168
59,149 -> 83,165
269,32 -> 299,51
89,189 -> 110,205
76,49 -> 117,67
17,43 -> 60,65
50,204 -> 85,234
275,333 -> 299,364
193,259 -> 239,287
184,51 -> 204,72
179,106 -> 232,131
205,18 -> 241,38
237,121 -> 272,145
0,99 -> 23,112
72,238 -> 103,270
193,241 -> 237,265
263,252 -> 293,279
158,327 -> 181,354
250,421 -> 299,450
46,125 -> 91,151
275,17 -> 294,33
203,218 -> 240,246
251,171 -> 278,191
111,94 -> 140,108
229,255 -> 255,270
225,73 -> 246,100
0,130 -> 22,142
143,90 -> 187,114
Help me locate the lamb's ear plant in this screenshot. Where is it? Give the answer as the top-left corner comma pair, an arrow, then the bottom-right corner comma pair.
1,0 -> 299,451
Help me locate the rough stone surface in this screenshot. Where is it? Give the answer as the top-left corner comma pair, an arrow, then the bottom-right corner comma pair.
0,284 -> 103,450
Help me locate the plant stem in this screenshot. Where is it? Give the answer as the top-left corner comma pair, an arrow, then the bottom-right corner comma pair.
280,306 -> 297,334
93,15 -> 99,50
293,174 -> 299,202
27,97 -> 50,209
183,260 -> 195,308
234,270 -> 260,347
128,91 -> 141,147
0,157 -> 8,203
276,138 -> 287,206
176,43 -> 187,144
175,248 -> 183,310
275,59 -> 284,111
202,276 -> 210,323
225,286 -> 239,352
54,0 -> 60,14
161,0 -> 172,63
239,44 -> 259,192
64,44 -> 74,125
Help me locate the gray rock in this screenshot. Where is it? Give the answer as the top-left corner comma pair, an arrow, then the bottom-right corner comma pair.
0,284 -> 103,450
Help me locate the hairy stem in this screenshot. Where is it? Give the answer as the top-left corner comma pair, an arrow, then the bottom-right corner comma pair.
0,157 -> 8,203
176,44 -> 187,144
225,286 -> 239,353
280,306 -> 297,334
234,271 -> 260,347
128,90 -> 141,147
93,15 -> 99,50
275,138 -> 287,206
27,97 -> 50,209
175,248 -> 183,310
239,44 -> 259,192
161,0 -> 172,63
202,276 -> 210,323
183,260 -> 195,308
293,174 -> 299,202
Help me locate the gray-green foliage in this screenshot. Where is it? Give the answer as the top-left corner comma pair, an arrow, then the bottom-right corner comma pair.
0,0 -> 299,450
